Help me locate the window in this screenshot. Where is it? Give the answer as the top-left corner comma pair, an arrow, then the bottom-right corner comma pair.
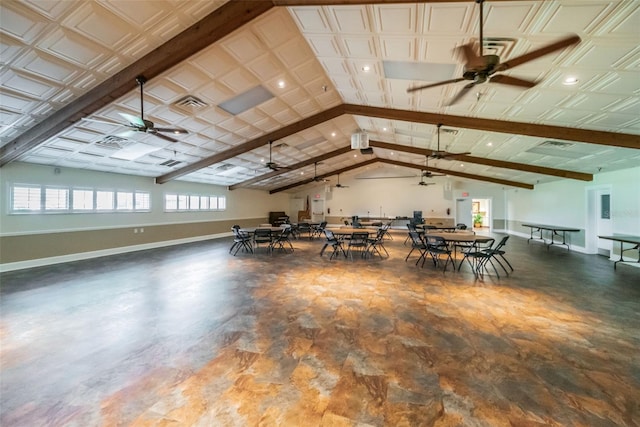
96,191 -> 114,211
73,189 -> 94,210
189,195 -> 200,210
165,194 -> 178,210
12,185 -> 41,211
164,192 -> 226,211
135,192 -> 150,210
44,187 -> 69,210
116,191 -> 134,210
178,195 -> 188,210
10,184 -> 151,214
601,194 -> 610,219
209,196 -> 218,210
199,197 -> 209,210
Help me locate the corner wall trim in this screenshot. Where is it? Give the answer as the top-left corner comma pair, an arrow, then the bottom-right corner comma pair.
0,232 -> 232,273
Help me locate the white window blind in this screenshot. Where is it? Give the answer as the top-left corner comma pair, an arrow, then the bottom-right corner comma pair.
12,185 -> 41,211
45,188 -> 69,210
73,189 -> 94,210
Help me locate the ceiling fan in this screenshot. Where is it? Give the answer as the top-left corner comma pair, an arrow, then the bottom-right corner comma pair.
422,155 -> 446,178
265,140 -> 291,171
417,174 -> 436,186
334,173 -> 349,188
117,76 -> 188,142
407,0 -> 581,105
312,162 -> 329,183
430,124 -> 470,159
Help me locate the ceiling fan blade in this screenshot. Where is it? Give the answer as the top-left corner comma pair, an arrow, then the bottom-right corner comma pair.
154,127 -> 188,135
495,34 -> 581,72
149,130 -> 179,143
490,74 -> 537,88
456,43 -> 484,69
445,82 -> 475,106
119,112 -> 145,128
407,78 -> 466,93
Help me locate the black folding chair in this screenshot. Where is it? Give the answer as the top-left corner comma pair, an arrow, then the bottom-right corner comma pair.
320,229 -> 346,260
230,226 -> 253,255
458,238 -> 497,277
367,228 -> 389,259
424,235 -> 454,271
405,231 -> 428,266
253,228 -> 273,254
270,227 -> 294,253
347,231 -> 370,260
478,235 -> 513,275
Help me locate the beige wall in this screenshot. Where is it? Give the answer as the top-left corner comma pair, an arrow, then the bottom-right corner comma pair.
0,162 -> 289,268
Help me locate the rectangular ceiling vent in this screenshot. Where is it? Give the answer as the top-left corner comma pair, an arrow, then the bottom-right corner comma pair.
215,163 -> 235,171
538,140 -> 574,149
526,141 -> 586,159
483,37 -> 517,59
441,128 -> 458,135
96,135 -> 132,149
175,95 -> 208,109
160,159 -> 182,167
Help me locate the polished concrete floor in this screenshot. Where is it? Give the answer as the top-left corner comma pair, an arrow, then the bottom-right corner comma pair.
1,231 -> 639,426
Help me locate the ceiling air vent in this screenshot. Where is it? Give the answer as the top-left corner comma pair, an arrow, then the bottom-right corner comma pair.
160,159 -> 182,167
538,141 -> 574,148
175,95 -> 208,109
215,163 -> 235,171
96,135 -> 131,149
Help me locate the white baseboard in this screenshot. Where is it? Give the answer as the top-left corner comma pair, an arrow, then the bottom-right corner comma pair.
0,232 -> 232,273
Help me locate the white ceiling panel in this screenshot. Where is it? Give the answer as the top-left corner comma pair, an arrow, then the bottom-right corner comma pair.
1,1 -> 638,191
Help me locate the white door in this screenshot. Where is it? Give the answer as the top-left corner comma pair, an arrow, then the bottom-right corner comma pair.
311,199 -> 325,222
596,190 -> 612,256
455,198 -> 473,228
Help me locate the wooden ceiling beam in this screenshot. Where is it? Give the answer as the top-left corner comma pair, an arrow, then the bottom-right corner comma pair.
0,1 -> 275,167
369,140 -> 593,181
343,104 -> 640,149
228,145 -> 353,190
379,158 -> 534,189
269,158 -> 378,194
155,105 -> 345,184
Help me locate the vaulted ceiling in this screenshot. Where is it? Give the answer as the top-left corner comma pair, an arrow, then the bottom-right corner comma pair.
1,0 -> 639,193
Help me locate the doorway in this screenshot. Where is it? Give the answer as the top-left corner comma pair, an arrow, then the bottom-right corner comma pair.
472,198 -> 492,232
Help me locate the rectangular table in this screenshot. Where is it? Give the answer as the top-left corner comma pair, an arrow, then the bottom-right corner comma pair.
522,224 -> 580,251
598,234 -> 640,269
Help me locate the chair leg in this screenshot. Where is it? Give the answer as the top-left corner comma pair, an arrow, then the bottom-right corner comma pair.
500,254 -> 514,271
405,247 -> 415,261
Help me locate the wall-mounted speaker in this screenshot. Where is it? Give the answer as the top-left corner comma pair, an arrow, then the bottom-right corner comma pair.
351,132 -> 369,149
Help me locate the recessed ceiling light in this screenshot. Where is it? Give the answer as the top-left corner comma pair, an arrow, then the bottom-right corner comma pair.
362,65 -> 371,72
354,154 -> 358,157
277,80 -> 286,88
487,142 -> 493,147
300,171 -> 304,175
390,152 -> 394,156
383,127 -> 387,131
331,132 -> 336,137
563,76 -> 579,86
460,163 -> 464,167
